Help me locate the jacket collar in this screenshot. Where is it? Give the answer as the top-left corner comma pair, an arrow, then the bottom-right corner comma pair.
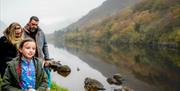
23,24 -> 41,34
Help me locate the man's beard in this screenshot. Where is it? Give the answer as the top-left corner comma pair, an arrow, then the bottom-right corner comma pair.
30,28 -> 37,33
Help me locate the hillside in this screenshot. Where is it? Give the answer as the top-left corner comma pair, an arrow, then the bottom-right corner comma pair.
64,0 -> 140,31
63,0 -> 180,48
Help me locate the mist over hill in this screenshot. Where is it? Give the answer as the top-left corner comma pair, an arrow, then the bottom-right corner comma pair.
64,0 -> 140,31
49,0 -> 180,49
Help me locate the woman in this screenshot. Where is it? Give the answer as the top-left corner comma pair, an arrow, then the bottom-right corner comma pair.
0,22 -> 23,78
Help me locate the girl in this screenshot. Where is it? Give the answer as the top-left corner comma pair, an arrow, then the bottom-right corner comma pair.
1,38 -> 48,91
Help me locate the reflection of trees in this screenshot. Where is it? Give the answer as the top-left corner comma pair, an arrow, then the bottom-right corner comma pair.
132,48 -> 180,91
57,42 -> 180,91
111,46 -> 180,91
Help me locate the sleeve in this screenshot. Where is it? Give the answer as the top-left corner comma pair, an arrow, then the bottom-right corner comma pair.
1,65 -> 22,91
42,31 -> 50,60
36,60 -> 48,91
36,71 -> 48,91
0,36 -> 5,55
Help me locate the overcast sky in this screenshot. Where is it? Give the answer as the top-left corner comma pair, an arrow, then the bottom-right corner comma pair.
0,0 -> 106,33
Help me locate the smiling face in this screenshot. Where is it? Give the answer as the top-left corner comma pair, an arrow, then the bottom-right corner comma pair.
19,41 -> 36,60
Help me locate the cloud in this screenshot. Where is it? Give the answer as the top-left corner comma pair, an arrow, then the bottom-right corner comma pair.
0,0 -> 106,33
1,0 -> 105,23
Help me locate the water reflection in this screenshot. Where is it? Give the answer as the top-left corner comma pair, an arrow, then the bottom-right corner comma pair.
49,44 -> 118,91
50,42 -> 180,91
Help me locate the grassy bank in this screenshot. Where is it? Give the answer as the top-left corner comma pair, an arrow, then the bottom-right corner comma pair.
0,77 -> 68,91
51,82 -> 69,91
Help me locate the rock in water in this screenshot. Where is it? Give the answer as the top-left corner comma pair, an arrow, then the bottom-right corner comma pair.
77,67 -> 80,71
57,65 -> 71,77
114,88 -> 122,91
122,86 -> 134,91
113,73 -> 123,85
48,61 -> 61,72
107,73 -> 123,85
84,77 -> 105,91
48,60 -> 71,77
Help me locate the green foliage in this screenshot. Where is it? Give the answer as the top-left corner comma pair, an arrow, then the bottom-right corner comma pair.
51,82 -> 69,91
134,23 -> 141,32
0,76 -> 2,91
134,0 -> 179,12
134,0 -> 154,11
159,28 -> 180,43
57,0 -> 180,48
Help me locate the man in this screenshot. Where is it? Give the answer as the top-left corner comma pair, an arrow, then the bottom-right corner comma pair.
23,16 -> 51,90
23,16 -> 49,59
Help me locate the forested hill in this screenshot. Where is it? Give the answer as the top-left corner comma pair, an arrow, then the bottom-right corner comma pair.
53,0 -> 180,48
64,0 -> 140,31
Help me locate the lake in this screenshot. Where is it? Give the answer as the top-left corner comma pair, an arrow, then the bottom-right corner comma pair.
49,42 -> 180,91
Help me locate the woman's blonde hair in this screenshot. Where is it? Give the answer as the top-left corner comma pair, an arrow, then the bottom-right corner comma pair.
3,22 -> 24,48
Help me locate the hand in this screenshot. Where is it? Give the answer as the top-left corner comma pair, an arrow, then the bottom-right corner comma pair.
44,58 -> 54,67
46,88 -> 50,91
44,61 -> 50,67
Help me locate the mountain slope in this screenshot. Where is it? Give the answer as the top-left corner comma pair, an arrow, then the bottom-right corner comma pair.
63,0 -> 180,48
65,0 -> 140,31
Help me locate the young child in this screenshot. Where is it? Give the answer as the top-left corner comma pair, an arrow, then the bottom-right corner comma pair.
1,38 -> 48,91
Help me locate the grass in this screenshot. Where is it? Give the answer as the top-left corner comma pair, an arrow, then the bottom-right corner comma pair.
51,81 -> 69,91
0,76 -> 68,91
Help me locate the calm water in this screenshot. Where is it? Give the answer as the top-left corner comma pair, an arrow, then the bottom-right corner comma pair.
49,42 -> 180,91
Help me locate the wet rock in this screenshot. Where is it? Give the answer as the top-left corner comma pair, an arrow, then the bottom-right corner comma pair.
121,86 -> 133,91
57,65 -> 71,77
48,61 -> 71,77
114,88 -> 122,91
77,67 -> 80,71
107,78 -> 117,84
113,86 -> 133,91
107,73 -> 123,85
48,61 -> 61,71
84,77 -> 105,91
113,74 -> 123,84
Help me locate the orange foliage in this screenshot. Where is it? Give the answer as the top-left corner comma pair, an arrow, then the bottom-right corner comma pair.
132,10 -> 159,25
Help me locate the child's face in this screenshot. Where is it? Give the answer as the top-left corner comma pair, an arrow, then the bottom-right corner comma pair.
19,41 -> 36,60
